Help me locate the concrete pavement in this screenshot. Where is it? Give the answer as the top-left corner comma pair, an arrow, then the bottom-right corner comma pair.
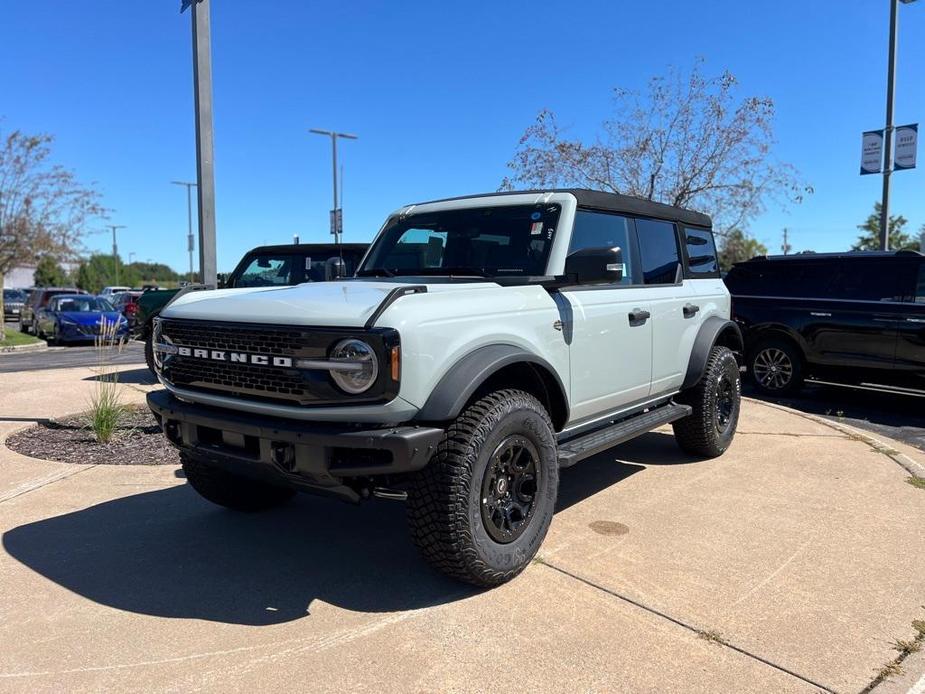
1,364 -> 925,692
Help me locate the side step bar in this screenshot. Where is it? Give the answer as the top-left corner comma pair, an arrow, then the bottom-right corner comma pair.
557,402 -> 692,468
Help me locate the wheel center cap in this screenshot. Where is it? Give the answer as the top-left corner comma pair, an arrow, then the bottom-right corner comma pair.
496,477 -> 508,495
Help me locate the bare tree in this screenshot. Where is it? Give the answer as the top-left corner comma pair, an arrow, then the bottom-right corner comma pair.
0,127 -> 103,340
502,61 -> 810,238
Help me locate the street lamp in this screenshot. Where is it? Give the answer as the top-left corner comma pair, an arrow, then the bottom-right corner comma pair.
879,0 -> 918,250
105,224 -> 126,285
309,128 -> 357,245
171,180 -> 198,282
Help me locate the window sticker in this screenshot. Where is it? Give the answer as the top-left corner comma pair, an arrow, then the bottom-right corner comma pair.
530,221 -> 544,235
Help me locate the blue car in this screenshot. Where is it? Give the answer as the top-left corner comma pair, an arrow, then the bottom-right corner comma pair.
34,294 -> 129,345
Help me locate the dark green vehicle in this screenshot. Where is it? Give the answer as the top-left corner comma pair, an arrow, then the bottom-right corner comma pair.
138,243 -> 368,373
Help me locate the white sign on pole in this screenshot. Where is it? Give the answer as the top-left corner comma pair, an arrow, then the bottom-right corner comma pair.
860,130 -> 883,175
894,123 -> 918,170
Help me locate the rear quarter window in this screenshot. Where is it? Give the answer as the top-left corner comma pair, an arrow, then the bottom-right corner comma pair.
683,227 -> 720,278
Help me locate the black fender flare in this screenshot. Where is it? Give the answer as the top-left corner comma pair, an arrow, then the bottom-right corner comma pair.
681,317 -> 744,390
414,344 -> 569,426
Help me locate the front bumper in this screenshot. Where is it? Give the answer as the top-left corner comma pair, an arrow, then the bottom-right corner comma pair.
147,390 -> 444,502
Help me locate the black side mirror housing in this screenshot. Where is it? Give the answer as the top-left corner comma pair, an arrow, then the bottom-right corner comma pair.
564,246 -> 624,285
216,273 -> 227,289
325,256 -> 346,281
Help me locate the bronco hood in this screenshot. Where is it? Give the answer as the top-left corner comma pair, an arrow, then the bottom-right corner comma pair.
160,280 -> 498,328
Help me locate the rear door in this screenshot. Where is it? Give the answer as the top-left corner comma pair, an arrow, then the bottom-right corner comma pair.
810,259 -> 910,381
561,211 -> 653,422
894,260 -> 925,388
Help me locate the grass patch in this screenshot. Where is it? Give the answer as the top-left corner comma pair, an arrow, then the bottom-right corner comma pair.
893,638 -> 922,655
0,330 -> 42,348
907,477 -> 925,491
697,629 -> 725,645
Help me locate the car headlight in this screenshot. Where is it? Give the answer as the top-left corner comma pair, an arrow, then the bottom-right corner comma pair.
329,338 -> 379,394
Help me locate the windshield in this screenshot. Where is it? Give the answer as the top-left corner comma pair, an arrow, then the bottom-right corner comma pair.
3,289 -> 26,302
52,297 -> 114,312
359,204 -> 561,277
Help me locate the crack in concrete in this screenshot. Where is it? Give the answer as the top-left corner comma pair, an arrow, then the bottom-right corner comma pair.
536,559 -> 835,693
0,464 -> 98,504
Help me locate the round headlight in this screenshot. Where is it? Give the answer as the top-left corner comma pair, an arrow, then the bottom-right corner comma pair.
330,338 -> 379,394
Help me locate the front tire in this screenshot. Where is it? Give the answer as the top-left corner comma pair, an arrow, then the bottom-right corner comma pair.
407,389 -> 559,587
673,345 -> 741,458
181,452 -> 295,512
144,331 -> 156,375
749,338 -> 803,395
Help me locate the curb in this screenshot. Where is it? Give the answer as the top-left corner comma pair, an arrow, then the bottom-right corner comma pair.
0,341 -> 48,354
744,397 -> 925,479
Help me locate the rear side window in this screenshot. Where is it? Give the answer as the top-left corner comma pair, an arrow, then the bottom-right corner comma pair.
684,227 -> 719,278
829,260 -> 910,302
724,261 -> 835,297
635,218 -> 680,285
569,211 -> 635,284
914,263 -> 925,304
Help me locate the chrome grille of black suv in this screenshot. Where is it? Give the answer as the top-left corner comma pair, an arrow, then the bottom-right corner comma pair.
158,318 -> 398,407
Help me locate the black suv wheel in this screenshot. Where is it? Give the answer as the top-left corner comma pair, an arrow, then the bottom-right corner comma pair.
673,345 -> 741,458
407,389 -> 558,587
749,338 -> 803,395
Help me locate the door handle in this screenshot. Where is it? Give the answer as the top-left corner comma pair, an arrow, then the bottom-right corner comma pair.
628,309 -> 650,325
683,303 -> 700,318
809,312 -> 831,317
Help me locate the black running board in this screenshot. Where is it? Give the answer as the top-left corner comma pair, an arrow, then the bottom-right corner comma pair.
557,402 -> 692,468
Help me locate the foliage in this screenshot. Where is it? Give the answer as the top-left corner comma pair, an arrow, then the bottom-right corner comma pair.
852,202 -> 919,251
0,127 -> 103,339
87,317 -> 125,444
502,60 -> 810,237
33,254 -> 67,286
73,254 -> 181,293
717,229 -> 768,272
0,330 -> 41,348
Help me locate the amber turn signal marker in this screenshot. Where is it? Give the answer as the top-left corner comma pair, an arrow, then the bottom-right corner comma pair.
390,346 -> 400,381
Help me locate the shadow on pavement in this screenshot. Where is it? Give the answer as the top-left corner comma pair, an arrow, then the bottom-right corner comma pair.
83,367 -> 156,385
3,432 -> 703,626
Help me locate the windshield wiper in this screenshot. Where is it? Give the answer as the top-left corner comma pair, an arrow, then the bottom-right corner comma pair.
356,267 -> 395,277
409,267 -> 489,277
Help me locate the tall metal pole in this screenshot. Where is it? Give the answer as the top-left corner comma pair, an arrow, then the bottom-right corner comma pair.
309,129 -> 357,246
880,0 -> 900,251
188,0 -> 217,286
106,224 -> 126,286
172,180 -> 198,283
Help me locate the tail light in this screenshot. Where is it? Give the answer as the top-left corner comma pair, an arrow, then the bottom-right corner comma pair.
125,303 -> 139,315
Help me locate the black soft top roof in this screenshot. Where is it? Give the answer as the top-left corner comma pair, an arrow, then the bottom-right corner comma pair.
244,243 -> 368,255
415,188 -> 712,229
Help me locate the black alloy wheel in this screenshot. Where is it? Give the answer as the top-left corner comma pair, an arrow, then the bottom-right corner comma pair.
480,435 -> 541,544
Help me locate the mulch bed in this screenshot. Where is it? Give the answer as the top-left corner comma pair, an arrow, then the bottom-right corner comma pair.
5,405 -> 180,466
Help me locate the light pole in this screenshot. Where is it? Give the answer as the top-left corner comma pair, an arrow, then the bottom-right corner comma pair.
309,128 -> 357,245
172,180 -> 198,282
106,224 -> 126,286
181,0 -> 217,286
129,252 -> 136,264
879,0 -> 919,250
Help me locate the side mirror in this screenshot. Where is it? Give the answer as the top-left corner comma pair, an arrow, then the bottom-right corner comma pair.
564,246 -> 624,285
325,256 -> 346,281
216,273 -> 227,289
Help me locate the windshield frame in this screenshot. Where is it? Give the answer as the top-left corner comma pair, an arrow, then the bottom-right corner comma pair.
50,296 -> 114,312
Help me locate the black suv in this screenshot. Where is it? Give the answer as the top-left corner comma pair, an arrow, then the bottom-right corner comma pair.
725,251 -> 925,396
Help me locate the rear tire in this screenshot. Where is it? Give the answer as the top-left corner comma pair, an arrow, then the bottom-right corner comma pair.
673,345 -> 741,458
181,452 -> 295,512
407,389 -> 559,587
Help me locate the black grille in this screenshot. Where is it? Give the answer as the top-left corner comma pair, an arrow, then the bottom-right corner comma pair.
158,318 -> 398,407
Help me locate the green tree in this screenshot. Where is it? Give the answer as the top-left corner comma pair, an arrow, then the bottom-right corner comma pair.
0,127 -> 103,339
33,255 -> 67,286
717,229 -> 768,272
75,261 -> 103,294
851,202 -> 918,251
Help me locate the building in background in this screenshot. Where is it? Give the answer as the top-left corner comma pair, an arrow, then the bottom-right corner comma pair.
2,266 -> 36,289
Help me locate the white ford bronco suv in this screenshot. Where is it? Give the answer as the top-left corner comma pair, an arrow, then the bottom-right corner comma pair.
147,189 -> 742,586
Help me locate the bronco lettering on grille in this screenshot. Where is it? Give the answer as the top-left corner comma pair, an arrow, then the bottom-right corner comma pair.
176,345 -> 292,368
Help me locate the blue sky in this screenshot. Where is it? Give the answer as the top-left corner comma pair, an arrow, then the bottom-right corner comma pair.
2,0 -> 924,271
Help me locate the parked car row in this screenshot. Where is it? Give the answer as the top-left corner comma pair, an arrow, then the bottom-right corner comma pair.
9,287 -> 130,345
725,250 -> 925,397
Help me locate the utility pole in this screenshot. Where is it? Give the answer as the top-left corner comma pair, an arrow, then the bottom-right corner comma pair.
181,0 -> 217,286
171,180 -> 198,282
106,225 -> 126,285
781,228 -> 792,255
879,0 -> 920,249
309,129 -> 357,245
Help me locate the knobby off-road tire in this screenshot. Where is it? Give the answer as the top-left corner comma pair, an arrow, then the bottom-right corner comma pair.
673,345 -> 741,458
144,332 -> 156,375
407,389 -> 559,587
181,452 -> 295,512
